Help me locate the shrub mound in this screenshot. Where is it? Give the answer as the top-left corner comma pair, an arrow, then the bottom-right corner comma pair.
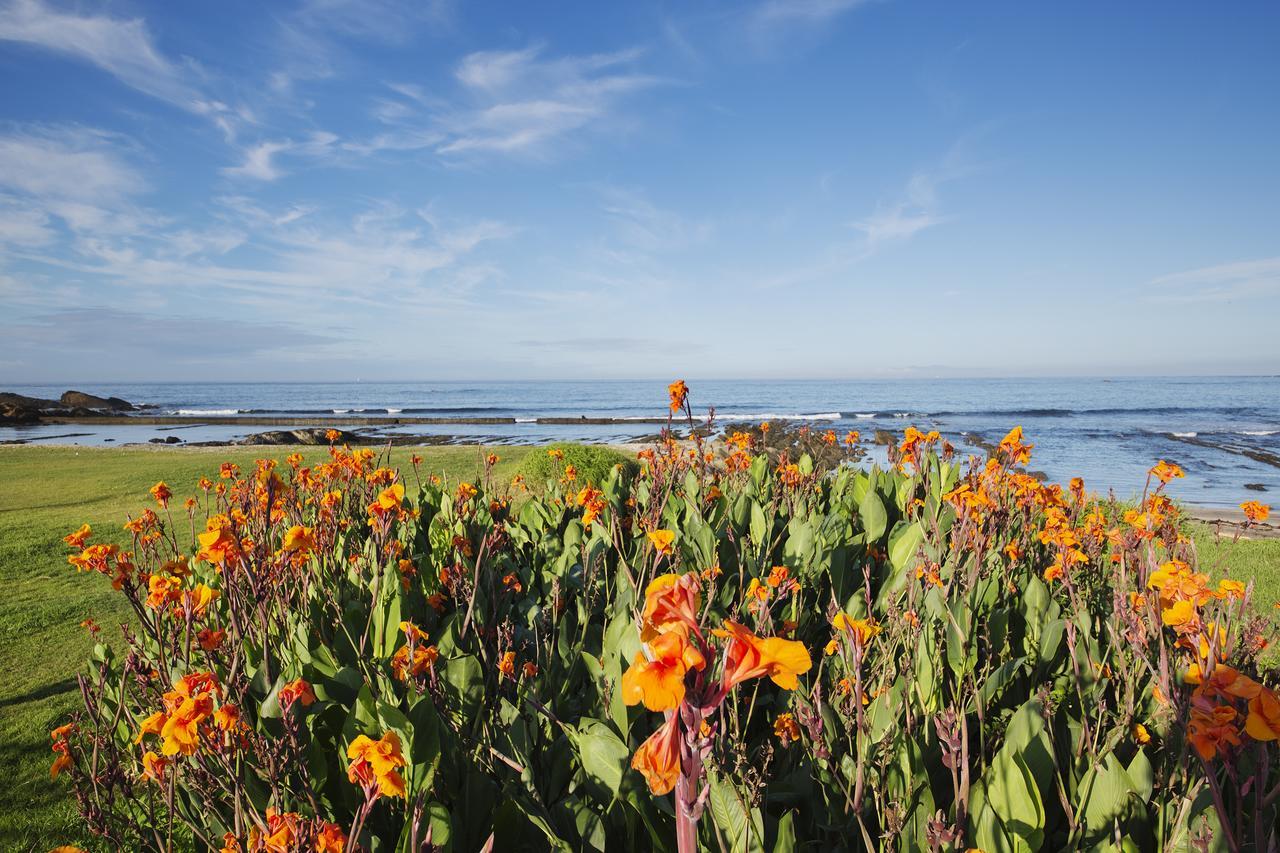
517,441 -> 638,490
49,391 -> 1279,852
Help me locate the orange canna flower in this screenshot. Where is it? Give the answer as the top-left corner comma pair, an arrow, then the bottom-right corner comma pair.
668,380 -> 689,413
641,572 -> 701,640
456,482 -> 478,502
281,525 -> 316,554
141,750 -> 170,783
1187,705 -> 1240,761
1245,688 -> 1280,741
998,426 -> 1034,465
213,704 -> 241,731
160,692 -> 213,755
621,631 -> 706,711
1240,500 -> 1271,523
63,524 -> 92,549
150,481 -> 173,507
1149,460 -> 1184,485
346,731 -> 407,799
392,641 -> 439,682
774,712 -> 801,745
314,823 -> 347,853
198,628 -> 227,651
279,678 -> 316,711
631,715 -> 682,795
498,651 -> 517,679
716,621 -> 812,691
377,483 -> 405,511
1133,723 -> 1151,745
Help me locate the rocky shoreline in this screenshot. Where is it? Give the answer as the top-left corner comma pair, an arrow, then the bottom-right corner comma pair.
1,389 -> 138,424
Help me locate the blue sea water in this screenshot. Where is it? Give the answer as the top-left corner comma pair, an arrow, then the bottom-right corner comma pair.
3,377 -> 1278,507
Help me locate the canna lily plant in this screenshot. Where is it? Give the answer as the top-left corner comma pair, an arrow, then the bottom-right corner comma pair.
622,572 -> 812,849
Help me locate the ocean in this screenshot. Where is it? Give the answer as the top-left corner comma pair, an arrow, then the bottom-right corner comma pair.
3,377 -> 1277,507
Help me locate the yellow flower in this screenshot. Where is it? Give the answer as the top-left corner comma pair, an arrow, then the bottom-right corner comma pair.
1132,723 -> 1151,744
346,731 -> 407,799
1149,460 -> 1184,484
647,529 -> 676,556
832,612 -> 880,645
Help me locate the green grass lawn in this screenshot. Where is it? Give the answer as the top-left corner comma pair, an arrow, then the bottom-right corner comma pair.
0,444 -> 531,852
1,445 -> 1276,850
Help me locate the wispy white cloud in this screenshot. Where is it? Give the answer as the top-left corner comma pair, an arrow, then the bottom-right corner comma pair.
596,185 -> 711,253
0,126 -> 145,202
852,172 -> 947,250
741,0 -> 874,52
0,0 -> 243,136
750,0 -> 871,27
1150,257 -> 1280,303
0,197 -> 56,246
0,0 -> 191,102
437,45 -> 664,157
223,132 -> 339,181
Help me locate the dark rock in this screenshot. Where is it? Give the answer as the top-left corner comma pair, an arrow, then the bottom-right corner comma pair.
145,435 -> 181,444
233,428 -> 357,446
0,391 -> 60,408
0,402 -> 42,424
60,390 -> 135,411
874,429 -> 897,446
1244,483 -> 1267,492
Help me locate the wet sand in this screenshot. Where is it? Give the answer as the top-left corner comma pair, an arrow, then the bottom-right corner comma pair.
1185,507 -> 1279,540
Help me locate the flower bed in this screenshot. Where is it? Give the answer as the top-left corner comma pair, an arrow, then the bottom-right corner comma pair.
51,386 -> 1277,851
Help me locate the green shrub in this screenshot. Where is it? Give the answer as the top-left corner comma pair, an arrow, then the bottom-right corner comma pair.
518,441 -> 638,488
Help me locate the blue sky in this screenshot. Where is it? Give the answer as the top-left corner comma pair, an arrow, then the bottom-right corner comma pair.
1,0 -> 1278,382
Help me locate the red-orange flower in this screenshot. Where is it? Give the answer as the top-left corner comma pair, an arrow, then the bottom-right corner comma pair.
279,678 -> 316,711
774,712 -> 801,745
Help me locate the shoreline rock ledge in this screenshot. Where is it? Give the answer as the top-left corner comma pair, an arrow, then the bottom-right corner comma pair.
0,390 -> 137,424
59,390 -> 135,411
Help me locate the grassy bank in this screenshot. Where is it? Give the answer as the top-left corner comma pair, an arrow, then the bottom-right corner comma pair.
0,444 -> 1275,849
0,444 -> 532,850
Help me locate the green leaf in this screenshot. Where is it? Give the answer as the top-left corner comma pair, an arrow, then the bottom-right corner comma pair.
772,810 -> 796,853
749,501 -> 768,547
708,769 -> 765,853
858,490 -> 887,542
888,521 -> 924,572
569,718 -> 629,805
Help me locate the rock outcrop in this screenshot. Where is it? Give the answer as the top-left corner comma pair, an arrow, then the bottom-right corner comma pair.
233,428 -> 359,446
60,391 -> 135,411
